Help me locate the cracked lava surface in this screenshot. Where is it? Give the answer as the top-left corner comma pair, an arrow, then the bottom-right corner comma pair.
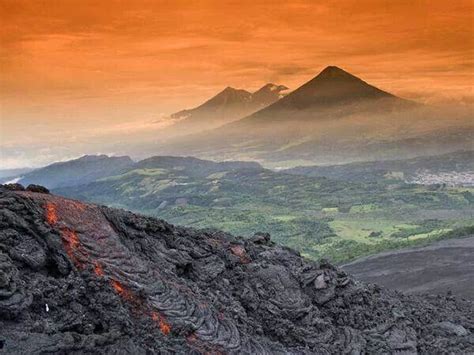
0,186 -> 473,354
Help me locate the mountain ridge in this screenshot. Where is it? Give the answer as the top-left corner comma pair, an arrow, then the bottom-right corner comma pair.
151,66 -> 472,166
165,83 -> 288,135
18,155 -> 134,189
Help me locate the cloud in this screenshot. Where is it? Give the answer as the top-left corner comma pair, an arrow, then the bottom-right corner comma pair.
1,0 -> 472,167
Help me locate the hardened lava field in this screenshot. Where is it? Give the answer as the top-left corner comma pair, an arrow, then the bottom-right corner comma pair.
0,185 -> 473,354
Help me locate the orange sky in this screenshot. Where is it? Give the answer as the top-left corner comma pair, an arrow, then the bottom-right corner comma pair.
0,0 -> 473,167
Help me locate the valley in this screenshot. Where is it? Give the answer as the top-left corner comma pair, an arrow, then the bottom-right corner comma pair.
49,154 -> 474,264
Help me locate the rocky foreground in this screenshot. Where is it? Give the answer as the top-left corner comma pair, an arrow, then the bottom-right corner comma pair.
0,185 -> 473,354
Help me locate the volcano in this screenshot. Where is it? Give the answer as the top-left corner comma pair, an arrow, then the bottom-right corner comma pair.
229,66 -> 416,126
153,66 -> 473,166
171,86 -> 253,121
165,83 -> 288,135
267,66 -> 403,109
1,184 -> 472,353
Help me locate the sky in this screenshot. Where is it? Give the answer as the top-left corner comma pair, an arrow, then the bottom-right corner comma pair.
1,0 -> 473,168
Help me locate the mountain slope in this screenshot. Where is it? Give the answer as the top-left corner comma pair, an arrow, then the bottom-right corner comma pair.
285,150 -> 474,185
0,168 -> 34,183
19,155 -> 134,189
1,185 -> 473,353
135,155 -> 262,177
170,86 -> 253,121
154,66 -> 472,166
343,236 -> 474,298
238,66 -> 413,123
251,83 -> 289,108
165,83 -> 288,135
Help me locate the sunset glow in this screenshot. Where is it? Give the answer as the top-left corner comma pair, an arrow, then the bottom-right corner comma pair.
0,0 -> 473,168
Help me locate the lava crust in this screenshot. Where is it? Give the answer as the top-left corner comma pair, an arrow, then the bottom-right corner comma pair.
0,186 -> 473,354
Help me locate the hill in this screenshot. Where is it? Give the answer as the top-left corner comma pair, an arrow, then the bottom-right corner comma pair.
1,185 -> 472,353
18,155 -> 134,189
54,155 -> 474,264
0,168 -> 34,183
285,150 -> 474,185
135,155 -> 262,177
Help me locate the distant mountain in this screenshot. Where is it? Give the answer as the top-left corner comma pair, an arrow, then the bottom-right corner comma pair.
0,167 -> 34,183
235,66 -> 414,124
154,66 -> 472,166
54,155 -> 266,211
135,155 -> 262,177
285,150 -> 474,185
251,83 -> 289,108
19,155 -> 134,189
170,87 -> 253,122
164,83 -> 288,135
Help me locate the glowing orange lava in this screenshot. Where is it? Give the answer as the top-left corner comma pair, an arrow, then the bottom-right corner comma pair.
111,279 -> 125,293
152,311 -> 171,335
94,262 -> 104,277
45,202 -> 58,225
110,279 -> 138,304
41,197 -> 175,340
61,228 -> 84,269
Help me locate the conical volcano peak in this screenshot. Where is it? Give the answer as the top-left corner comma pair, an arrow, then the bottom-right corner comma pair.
315,66 -> 361,81
235,66 -> 413,116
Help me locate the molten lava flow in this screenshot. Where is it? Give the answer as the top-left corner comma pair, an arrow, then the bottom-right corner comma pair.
41,197 -> 174,339
110,280 -> 172,335
43,201 -> 88,269
45,202 -> 58,225
61,228 -> 85,269
94,261 -> 104,277
152,311 -> 171,335
111,279 -> 125,294
110,279 -> 139,305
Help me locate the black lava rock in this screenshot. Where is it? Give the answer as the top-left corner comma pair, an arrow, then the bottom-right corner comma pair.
0,187 -> 472,354
1,183 -> 25,191
25,184 -> 50,194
